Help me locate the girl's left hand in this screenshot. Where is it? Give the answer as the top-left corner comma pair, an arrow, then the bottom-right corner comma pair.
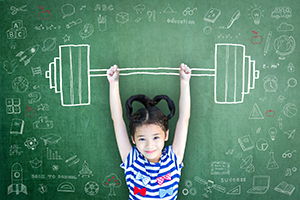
179,63 -> 191,81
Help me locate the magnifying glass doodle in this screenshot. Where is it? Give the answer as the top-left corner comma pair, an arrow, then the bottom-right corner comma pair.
284,78 -> 297,92
61,4 -> 75,19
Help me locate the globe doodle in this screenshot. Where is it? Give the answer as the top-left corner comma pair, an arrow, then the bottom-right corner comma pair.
12,76 -> 29,93
283,103 -> 297,118
274,35 -> 295,60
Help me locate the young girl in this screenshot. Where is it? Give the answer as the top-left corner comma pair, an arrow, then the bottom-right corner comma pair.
107,63 -> 191,199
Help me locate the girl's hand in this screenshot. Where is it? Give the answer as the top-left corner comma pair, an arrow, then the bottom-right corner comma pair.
179,63 -> 191,81
107,65 -> 119,83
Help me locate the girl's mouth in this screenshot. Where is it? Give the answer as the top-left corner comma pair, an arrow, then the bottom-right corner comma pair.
145,150 -> 156,154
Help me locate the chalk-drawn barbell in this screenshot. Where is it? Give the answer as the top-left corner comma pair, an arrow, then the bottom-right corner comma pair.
45,44 -> 259,106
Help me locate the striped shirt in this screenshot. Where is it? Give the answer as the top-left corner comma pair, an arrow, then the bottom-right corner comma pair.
120,145 -> 183,199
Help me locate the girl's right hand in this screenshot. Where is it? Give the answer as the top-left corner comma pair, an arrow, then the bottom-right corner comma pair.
107,65 -> 119,83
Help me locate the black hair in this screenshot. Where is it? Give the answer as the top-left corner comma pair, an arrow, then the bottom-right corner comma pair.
125,94 -> 175,138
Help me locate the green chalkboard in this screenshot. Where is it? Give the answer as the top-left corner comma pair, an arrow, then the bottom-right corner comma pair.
1,0 -> 299,199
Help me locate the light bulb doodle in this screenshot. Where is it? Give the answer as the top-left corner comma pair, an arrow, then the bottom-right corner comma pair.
248,5 -> 264,25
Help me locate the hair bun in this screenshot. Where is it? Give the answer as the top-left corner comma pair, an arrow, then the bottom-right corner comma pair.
125,94 -> 175,120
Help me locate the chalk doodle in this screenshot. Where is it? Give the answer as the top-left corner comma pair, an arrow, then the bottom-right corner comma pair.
248,5 -> 264,25
263,75 -> 278,92
277,22 -> 294,32
46,44 -> 259,106
24,137 -> 39,150
133,4 -> 146,14
38,6 -> 51,20
10,5 -> 27,15
283,103 -> 297,118
274,181 -> 295,195
10,118 -> 24,134
57,182 -> 75,192
211,161 -> 230,175
31,66 -> 43,76
274,35 -> 295,60
256,138 -> 268,151
263,31 -> 272,56
227,185 -> 241,195
7,163 -> 27,195
162,4 -> 177,14
204,8 -> 221,23
116,12 -> 129,24
102,173 -> 122,196
98,15 -> 107,31
61,4 -> 75,18
79,24 -> 94,40
238,135 -> 254,151
63,34 -> 71,42
284,78 -> 297,92
285,167 -> 297,176
29,158 -> 42,168
12,76 -> 29,93
78,161 -> 93,178
65,155 -> 80,167
194,176 -> 226,198
267,149 -> 279,170
40,133 -> 61,145
66,18 -> 82,29
284,129 -> 295,139
278,116 -> 283,130
85,181 -> 99,196
7,20 -> 27,39
47,147 -> 63,160
271,7 -> 292,19
240,155 -> 255,173
250,31 -> 263,44
28,92 -> 41,104
247,176 -> 270,194
38,184 -> 48,194
9,144 -> 23,156
219,10 -> 240,29
282,150 -> 297,158
287,62 -> 295,73
33,116 -> 54,129
182,7 -> 197,16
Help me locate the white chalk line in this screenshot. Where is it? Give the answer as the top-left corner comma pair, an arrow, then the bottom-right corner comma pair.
89,67 -> 215,77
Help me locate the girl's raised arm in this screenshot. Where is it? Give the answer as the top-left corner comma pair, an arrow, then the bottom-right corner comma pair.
107,65 -> 132,162
172,63 -> 191,165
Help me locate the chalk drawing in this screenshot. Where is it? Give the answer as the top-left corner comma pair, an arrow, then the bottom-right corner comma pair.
227,185 -> 241,195
182,7 -> 197,16
256,138 -> 268,151
7,163 -> 27,195
284,129 -> 295,139
10,118 -> 24,134
38,184 -> 48,194
102,173 -> 122,196
247,175 -> 270,194
24,137 -> 39,150
98,15 -> 107,31
85,181 -> 99,196
268,127 -> 277,140
10,5 -> 27,15
238,135 -> 254,151
271,7 -> 292,19
7,20 -> 27,39
274,181 -> 295,195
277,22 -> 294,32
10,144 -> 23,156
47,147 -> 62,160
31,66 -> 42,76
267,149 -> 279,170
219,10 -> 240,29
274,35 -> 295,60
240,155 -> 255,173
63,34 -> 70,42
283,103 -> 297,118
249,103 -> 264,119
40,133 -> 61,145
263,31 -> 272,56
46,44 -> 258,106
78,161 -> 93,178
33,116 -> 53,129
282,150 -> 296,158
61,4 -> 75,18
284,78 -> 297,92
204,8 -> 221,23
6,99 -> 21,114
57,182 -> 75,192
248,5 -> 264,25
116,12 -> 129,24
211,161 -> 230,175
194,176 -> 226,198
29,158 -> 42,168
28,92 -> 41,104
42,37 -> 57,51
79,24 -> 94,40
134,4 -> 146,14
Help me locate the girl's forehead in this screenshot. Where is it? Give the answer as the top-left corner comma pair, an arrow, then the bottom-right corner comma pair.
135,124 -> 165,135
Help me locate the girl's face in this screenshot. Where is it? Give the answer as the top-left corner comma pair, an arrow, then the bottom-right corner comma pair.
132,124 -> 169,163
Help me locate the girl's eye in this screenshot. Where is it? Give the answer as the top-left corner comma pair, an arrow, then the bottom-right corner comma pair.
154,136 -> 159,140
139,138 -> 145,141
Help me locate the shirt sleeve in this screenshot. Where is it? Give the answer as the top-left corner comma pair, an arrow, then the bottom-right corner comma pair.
120,146 -> 139,170
168,145 -> 184,171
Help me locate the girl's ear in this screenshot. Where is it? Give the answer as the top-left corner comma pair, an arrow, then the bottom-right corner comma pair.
131,135 -> 136,144
165,129 -> 169,141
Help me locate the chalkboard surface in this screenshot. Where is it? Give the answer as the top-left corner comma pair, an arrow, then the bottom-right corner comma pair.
1,0 -> 299,199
